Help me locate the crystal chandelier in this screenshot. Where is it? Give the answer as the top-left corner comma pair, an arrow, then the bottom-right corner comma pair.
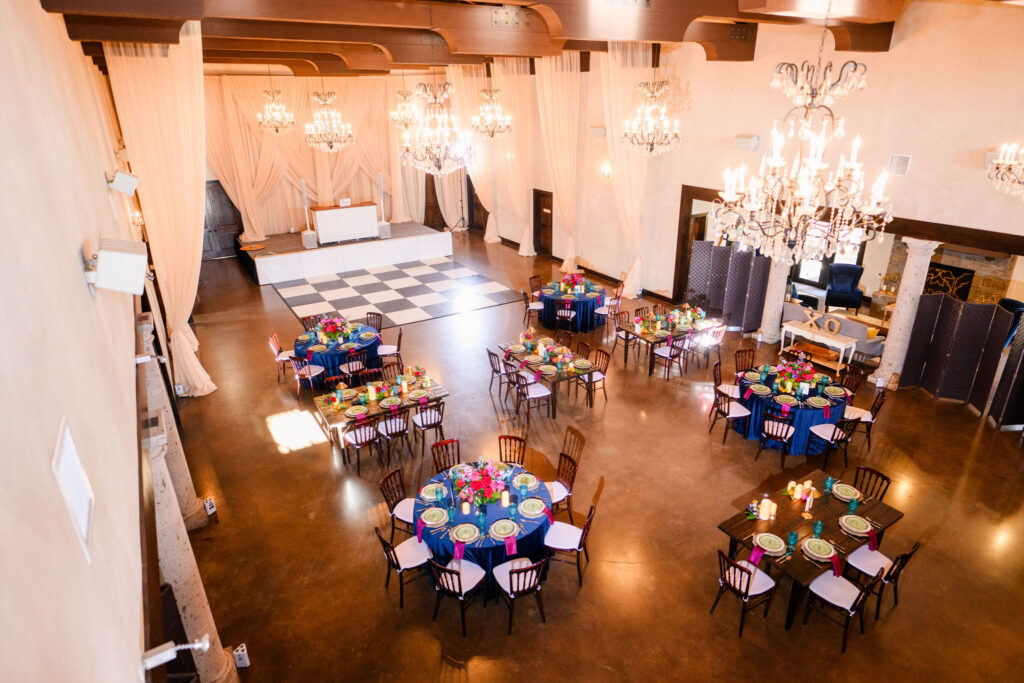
400,81 -> 473,176
470,89 -> 512,139
389,89 -> 419,131
988,143 -> 1024,199
303,90 -> 354,153
256,89 -> 295,134
712,3 -> 891,265
622,80 -> 680,157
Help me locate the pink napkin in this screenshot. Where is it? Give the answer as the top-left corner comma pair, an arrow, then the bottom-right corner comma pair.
504,534 -> 517,555
419,397 -> 428,407
824,404 -> 831,419
667,335 -> 673,346
830,554 -> 842,576
453,540 -> 465,560
534,370 -> 542,381
781,403 -> 791,417
744,388 -> 753,399
416,518 -> 425,542
357,414 -> 366,423
543,507 -> 554,523
867,528 -> 879,551
504,348 -> 511,360
749,546 -> 765,566
306,350 -> 314,361
389,405 -> 398,414
519,360 -> 527,369
375,334 -> 383,343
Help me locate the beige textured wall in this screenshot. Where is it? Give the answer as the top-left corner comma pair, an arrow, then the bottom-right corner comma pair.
0,2 -> 142,680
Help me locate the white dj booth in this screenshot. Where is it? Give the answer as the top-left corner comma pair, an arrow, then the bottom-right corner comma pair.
311,202 -> 380,244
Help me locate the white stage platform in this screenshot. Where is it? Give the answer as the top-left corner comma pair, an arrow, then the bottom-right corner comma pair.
239,222 -> 453,285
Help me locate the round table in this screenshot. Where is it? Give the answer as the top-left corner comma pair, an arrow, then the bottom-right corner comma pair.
538,288 -> 605,333
294,327 -> 382,382
413,464 -> 552,598
734,374 -> 848,455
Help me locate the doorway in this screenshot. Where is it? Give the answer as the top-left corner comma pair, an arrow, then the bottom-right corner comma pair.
533,189 -> 553,255
467,176 -> 488,232
422,174 -> 445,230
202,180 -> 242,259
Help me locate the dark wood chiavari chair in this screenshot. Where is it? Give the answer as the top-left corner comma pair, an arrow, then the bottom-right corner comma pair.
546,452 -> 578,524
528,275 -> 543,301
652,334 -> 691,380
493,558 -> 547,635
360,367 -> 384,385
652,303 -> 667,318
509,371 -> 552,427
340,349 -> 367,385
381,362 -> 403,385
268,333 -> 294,382
377,407 -> 411,466
611,310 -> 640,362
502,359 -> 532,403
848,542 -> 921,620
709,361 -> 741,419
378,468 -> 414,543
755,406 -> 796,469
487,349 -> 507,393
431,438 -> 461,474
853,465 -> 892,503
288,356 -> 325,398
555,306 -> 577,331
300,314 -> 320,332
710,549 -> 777,638
574,348 -> 610,404
562,425 -> 585,463
574,340 -> 592,360
544,502 -> 596,586
341,414 -> 380,476
708,386 -> 752,444
365,311 -> 384,331
497,434 -> 526,466
846,390 -> 887,450
412,400 -> 446,458
378,327 -> 403,366
808,418 -> 860,469
633,306 -> 650,320
805,568 -> 885,653
734,348 -> 755,375
522,290 -> 543,325
428,558 -> 486,637
374,526 -> 430,609
554,330 -> 573,350
840,364 -> 866,400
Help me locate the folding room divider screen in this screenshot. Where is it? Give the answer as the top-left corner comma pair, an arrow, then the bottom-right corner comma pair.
686,241 -> 770,334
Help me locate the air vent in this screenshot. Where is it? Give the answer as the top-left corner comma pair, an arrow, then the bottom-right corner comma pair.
492,6 -> 531,30
888,154 -> 912,177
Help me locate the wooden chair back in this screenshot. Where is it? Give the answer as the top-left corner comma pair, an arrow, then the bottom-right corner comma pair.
431,438 -> 461,473
762,406 -> 795,441
562,425 -> 585,462
555,331 -> 573,349
555,452 -> 579,493
832,418 -> 860,444
382,362 -> 403,384
269,333 -> 285,357
868,389 -> 888,419
487,349 -> 504,376
634,306 -> 649,319
842,365 -> 865,395
375,526 -> 400,571
713,387 -> 733,418
378,468 -> 407,513
614,310 -> 631,328
652,303 -> 667,317
735,348 -> 755,374
416,399 -> 445,428
712,361 -> 723,388
575,341 -> 592,360
429,559 -> 466,597
528,275 -> 542,297
343,415 -> 379,447
301,315 -> 320,332
853,466 -> 891,502
851,570 -> 886,615
379,408 -> 410,438
507,559 -> 546,597
578,503 -> 597,550
360,368 -> 383,384
886,542 -> 921,583
498,434 -> 526,465
592,348 -> 611,374
717,549 -> 755,599
366,311 -> 384,331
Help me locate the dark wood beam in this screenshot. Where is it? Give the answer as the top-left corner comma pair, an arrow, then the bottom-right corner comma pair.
202,57 -> 320,76
202,49 -> 383,75
683,21 -> 758,62
888,218 -> 1024,256
202,38 -> 390,71
63,14 -> 186,43
42,0 -> 202,19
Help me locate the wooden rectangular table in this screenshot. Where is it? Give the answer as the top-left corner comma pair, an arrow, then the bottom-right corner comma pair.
717,469 -> 904,630
616,319 -> 720,376
497,343 -> 599,417
313,380 -> 450,449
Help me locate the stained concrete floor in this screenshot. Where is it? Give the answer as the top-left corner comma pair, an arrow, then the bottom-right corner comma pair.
180,231 -> 1024,681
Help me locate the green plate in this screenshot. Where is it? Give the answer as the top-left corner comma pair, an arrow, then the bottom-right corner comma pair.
518,497 -> 547,518
653,329 -> 670,338
803,538 -> 835,560
749,384 -> 772,395
298,333 -> 311,341
832,483 -> 861,501
341,342 -> 357,350
775,394 -> 799,406
360,331 -> 377,340
744,371 -> 762,381
525,354 -> 544,364
824,385 -> 846,397
420,507 -> 448,527
539,364 -> 558,375
806,396 -> 830,408
308,344 -> 327,352
754,533 -> 785,555
489,519 -> 518,540
840,515 -> 871,535
345,405 -> 367,417
585,292 -> 600,298
379,396 -> 401,407
537,337 -> 554,345
420,482 -> 446,500
409,389 -> 429,399
450,523 -> 481,544
541,289 -> 555,295
561,294 -> 576,301
573,359 -> 592,369
341,389 -> 358,401
512,473 -> 539,490
508,344 -> 526,353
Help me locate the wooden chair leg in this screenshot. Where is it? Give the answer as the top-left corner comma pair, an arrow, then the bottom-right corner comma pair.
710,585 -> 726,614
507,597 -> 516,635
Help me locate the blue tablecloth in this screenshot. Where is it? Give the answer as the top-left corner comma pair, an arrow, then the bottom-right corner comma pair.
413,465 -> 552,599
294,327 -> 382,383
539,289 -> 605,332
734,377 -> 848,455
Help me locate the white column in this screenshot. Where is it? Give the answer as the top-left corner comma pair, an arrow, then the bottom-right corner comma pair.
757,256 -> 791,344
138,315 -> 208,529
868,237 -> 942,386
151,443 -> 239,683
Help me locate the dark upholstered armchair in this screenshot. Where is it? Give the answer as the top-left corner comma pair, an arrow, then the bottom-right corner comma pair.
825,264 -> 864,310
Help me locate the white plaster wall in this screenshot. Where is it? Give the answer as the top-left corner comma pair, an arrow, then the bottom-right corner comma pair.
0,3 -> 142,680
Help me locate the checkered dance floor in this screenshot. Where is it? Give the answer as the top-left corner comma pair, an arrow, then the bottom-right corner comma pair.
272,257 -> 521,328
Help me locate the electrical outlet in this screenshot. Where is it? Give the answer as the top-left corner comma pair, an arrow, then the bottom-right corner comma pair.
203,497 -> 217,515
174,384 -> 185,396
233,643 -> 250,668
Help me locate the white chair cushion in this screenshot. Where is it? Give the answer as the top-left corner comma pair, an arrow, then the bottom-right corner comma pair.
809,423 -> 838,442
493,558 -> 536,597
763,422 -> 796,441
653,346 -> 675,358
544,520 -> 583,551
594,306 -> 610,315
275,349 -> 295,361
378,345 -> 398,356
727,403 -> 751,419
557,311 -> 577,318
544,481 -> 569,504
444,558 -> 486,595
616,330 -> 633,340
721,384 -> 740,399
412,410 -> 442,428
532,290 -> 541,298
525,382 -> 552,399
393,497 -> 416,524
344,425 -> 377,446
528,302 -> 544,310
298,364 -> 325,378
725,560 -> 776,597
394,536 -> 432,570
377,417 -> 407,437
579,370 -> 605,384
847,545 -> 891,580
517,370 -> 538,384
844,406 -> 873,422
809,571 -> 861,612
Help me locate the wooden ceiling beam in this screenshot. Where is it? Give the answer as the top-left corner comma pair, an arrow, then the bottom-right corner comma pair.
202,49 -> 384,75
62,14 -> 187,43
682,21 -> 758,61
202,56 -> 320,76
41,0 -> 202,19
202,38 -> 390,71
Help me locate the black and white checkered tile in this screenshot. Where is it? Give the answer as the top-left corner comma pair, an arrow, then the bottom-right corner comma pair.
272,257 -> 521,329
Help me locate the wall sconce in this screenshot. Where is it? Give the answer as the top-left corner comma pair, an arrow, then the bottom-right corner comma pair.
600,162 -> 613,179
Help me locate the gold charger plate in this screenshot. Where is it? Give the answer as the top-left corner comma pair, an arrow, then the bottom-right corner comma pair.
360,331 -> 377,340
345,405 -> 367,418
450,523 -> 481,544
408,389 -> 429,400
308,344 -> 327,352
340,342 -> 357,350
512,473 -> 539,490
379,396 -> 401,408
518,498 -> 547,518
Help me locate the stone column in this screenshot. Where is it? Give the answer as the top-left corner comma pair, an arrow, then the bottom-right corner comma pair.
138,315 -> 208,529
757,255 -> 792,344
868,237 -> 942,386
151,443 -> 239,683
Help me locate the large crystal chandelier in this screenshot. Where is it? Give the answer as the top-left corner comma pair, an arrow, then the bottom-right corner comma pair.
471,88 -> 512,139
303,87 -> 354,153
622,80 -> 680,157
389,89 -> 419,131
712,3 -> 891,264
400,81 -> 473,176
256,89 -> 295,134
988,143 -> 1024,200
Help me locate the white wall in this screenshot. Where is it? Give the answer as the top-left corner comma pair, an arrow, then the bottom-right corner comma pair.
0,3 -> 142,680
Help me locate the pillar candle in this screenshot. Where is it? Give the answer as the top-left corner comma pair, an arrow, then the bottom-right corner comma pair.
805,489 -> 814,512
461,501 -> 470,515
802,479 -> 813,492
770,502 -> 778,519
792,484 -> 803,501
501,491 -> 509,507
758,498 -> 770,521
786,480 -> 796,493
400,379 -> 408,394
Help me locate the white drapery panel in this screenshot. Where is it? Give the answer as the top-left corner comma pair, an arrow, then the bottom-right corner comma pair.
106,22 -> 216,396
535,52 -> 582,272
402,165 -> 426,224
434,167 -> 467,230
492,58 -> 537,256
600,42 -> 651,298
446,65 -> 500,242
203,76 -> 393,236
385,77 -> 412,223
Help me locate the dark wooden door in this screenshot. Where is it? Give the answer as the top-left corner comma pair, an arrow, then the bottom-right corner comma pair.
422,174 -> 445,230
533,189 -> 553,255
467,175 -> 488,232
203,180 -> 243,259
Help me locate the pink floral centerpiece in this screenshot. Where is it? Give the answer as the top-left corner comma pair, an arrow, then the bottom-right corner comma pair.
317,315 -> 347,341
562,272 -> 585,288
450,462 -> 510,507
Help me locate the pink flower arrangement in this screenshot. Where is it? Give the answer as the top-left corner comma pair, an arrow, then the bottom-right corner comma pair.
451,462 -> 509,506
318,316 -> 347,341
562,272 -> 585,288
776,359 -> 814,383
